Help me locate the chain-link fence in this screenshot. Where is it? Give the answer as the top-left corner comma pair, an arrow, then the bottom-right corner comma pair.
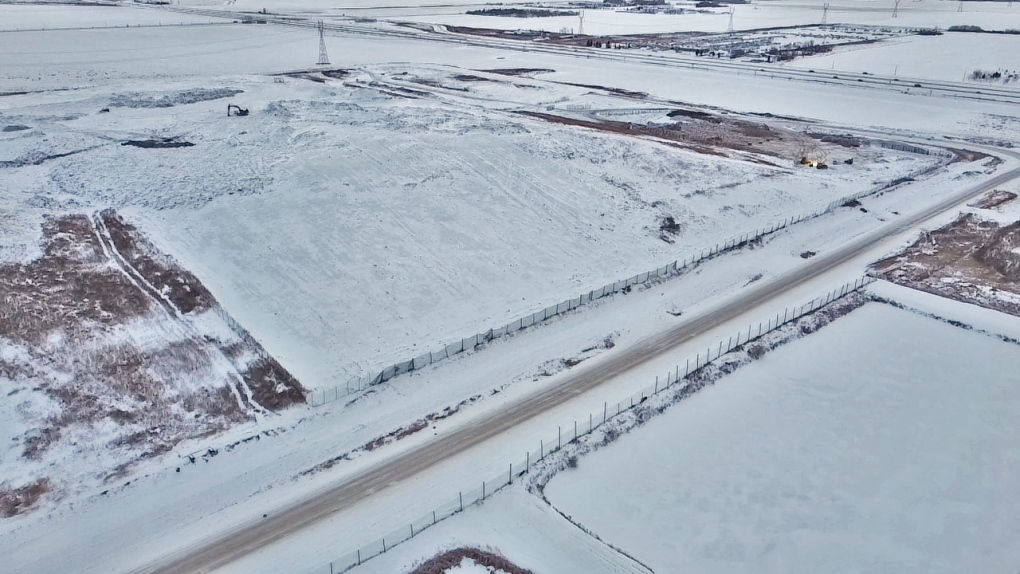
309,152 -> 939,407
309,276 -> 876,573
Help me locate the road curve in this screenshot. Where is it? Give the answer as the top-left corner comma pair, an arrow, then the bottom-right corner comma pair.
138,157 -> 1020,574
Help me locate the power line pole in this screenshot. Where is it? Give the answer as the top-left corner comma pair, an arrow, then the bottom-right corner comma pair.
957,0 -> 964,12
727,6 -> 734,34
316,20 -> 330,65
821,2 -> 829,24
892,0 -> 899,18
579,10 -> 585,36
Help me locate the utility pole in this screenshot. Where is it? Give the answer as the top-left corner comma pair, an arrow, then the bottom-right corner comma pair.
821,2 -> 829,24
727,6 -> 734,34
892,0 -> 899,18
957,0 -> 964,12
579,10 -> 585,36
316,20 -> 330,65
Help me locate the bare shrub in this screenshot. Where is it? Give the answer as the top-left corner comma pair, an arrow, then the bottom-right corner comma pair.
409,547 -> 534,574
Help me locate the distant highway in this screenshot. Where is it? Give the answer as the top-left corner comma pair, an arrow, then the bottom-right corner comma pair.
135,139 -> 1020,573
151,5 -> 1020,106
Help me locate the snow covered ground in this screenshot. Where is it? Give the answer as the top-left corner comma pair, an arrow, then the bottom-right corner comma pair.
0,64 -> 938,391
2,2 -> 1019,574
787,32 -> 1020,82
394,0 -> 1020,36
544,301 -> 1020,573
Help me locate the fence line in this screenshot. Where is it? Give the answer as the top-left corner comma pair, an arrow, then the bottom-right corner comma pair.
309,276 -> 876,573
309,154 -> 943,407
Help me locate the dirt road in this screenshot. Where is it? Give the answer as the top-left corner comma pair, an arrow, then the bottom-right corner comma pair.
139,158 -> 1020,574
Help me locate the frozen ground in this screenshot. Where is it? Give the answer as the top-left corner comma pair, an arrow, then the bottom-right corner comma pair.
1,2 -> 1019,573
787,32 -> 1020,82
0,65 -> 938,391
544,301 -> 1020,573
396,0 -> 1020,35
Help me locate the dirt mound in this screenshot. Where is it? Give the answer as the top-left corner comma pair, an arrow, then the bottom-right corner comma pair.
975,220 -> 1020,281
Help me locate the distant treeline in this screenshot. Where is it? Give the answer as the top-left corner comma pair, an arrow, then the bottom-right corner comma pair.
969,69 -> 1019,83
947,25 -> 1020,34
466,8 -> 579,17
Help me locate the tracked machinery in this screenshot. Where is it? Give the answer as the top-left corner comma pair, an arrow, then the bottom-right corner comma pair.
227,104 -> 249,117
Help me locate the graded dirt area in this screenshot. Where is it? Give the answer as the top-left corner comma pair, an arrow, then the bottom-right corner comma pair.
871,213 -> 1020,316
518,109 -> 855,163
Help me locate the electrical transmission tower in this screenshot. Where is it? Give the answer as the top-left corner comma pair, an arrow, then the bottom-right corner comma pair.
957,0 -> 963,12
579,11 -> 585,36
821,2 -> 829,24
316,20 -> 330,65
892,0 -> 899,18
727,7 -> 734,34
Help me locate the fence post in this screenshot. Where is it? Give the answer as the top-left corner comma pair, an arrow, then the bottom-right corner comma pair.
358,549 -> 361,566
483,481 -> 486,500
541,439 -> 544,459
411,524 -> 414,538
655,376 -> 659,393
685,359 -> 689,377
509,463 -> 512,485
459,492 -> 463,512
574,421 -> 578,442
433,510 -> 437,525
558,426 -> 561,449
604,402 -> 608,424
590,413 -> 593,432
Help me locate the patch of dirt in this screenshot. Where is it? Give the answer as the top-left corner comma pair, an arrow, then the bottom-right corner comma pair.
99,209 -> 213,314
518,110 -> 824,160
871,214 -> 1020,316
0,479 -> 50,518
122,138 -> 194,149
969,189 -> 1017,210
481,68 -> 555,77
409,547 -> 534,574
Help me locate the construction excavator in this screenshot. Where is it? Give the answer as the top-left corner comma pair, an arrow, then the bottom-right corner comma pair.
227,104 -> 249,117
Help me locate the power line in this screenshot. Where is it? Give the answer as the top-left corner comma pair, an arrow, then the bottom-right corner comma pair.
316,19 -> 329,65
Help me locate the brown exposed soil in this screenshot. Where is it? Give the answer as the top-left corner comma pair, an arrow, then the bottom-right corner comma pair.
99,209 -> 214,314
968,189 -> 1017,210
871,214 -> 1020,316
518,110 -> 823,160
409,547 -> 534,574
0,479 -> 51,518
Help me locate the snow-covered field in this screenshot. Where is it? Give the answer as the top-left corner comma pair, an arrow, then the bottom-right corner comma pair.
544,301 -> 1020,573
787,32 -> 1020,82
395,0 -> 1020,36
2,1 -> 1020,573
0,63 -> 937,391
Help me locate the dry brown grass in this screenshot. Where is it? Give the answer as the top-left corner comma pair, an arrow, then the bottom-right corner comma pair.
99,209 -> 214,314
242,357 -> 306,410
409,547 -> 534,574
0,479 -> 51,518
0,214 -> 151,346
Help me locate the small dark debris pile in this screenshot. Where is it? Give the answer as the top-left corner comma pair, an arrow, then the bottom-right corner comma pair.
2,124 -> 29,132
800,251 -> 817,259
122,138 -> 194,149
